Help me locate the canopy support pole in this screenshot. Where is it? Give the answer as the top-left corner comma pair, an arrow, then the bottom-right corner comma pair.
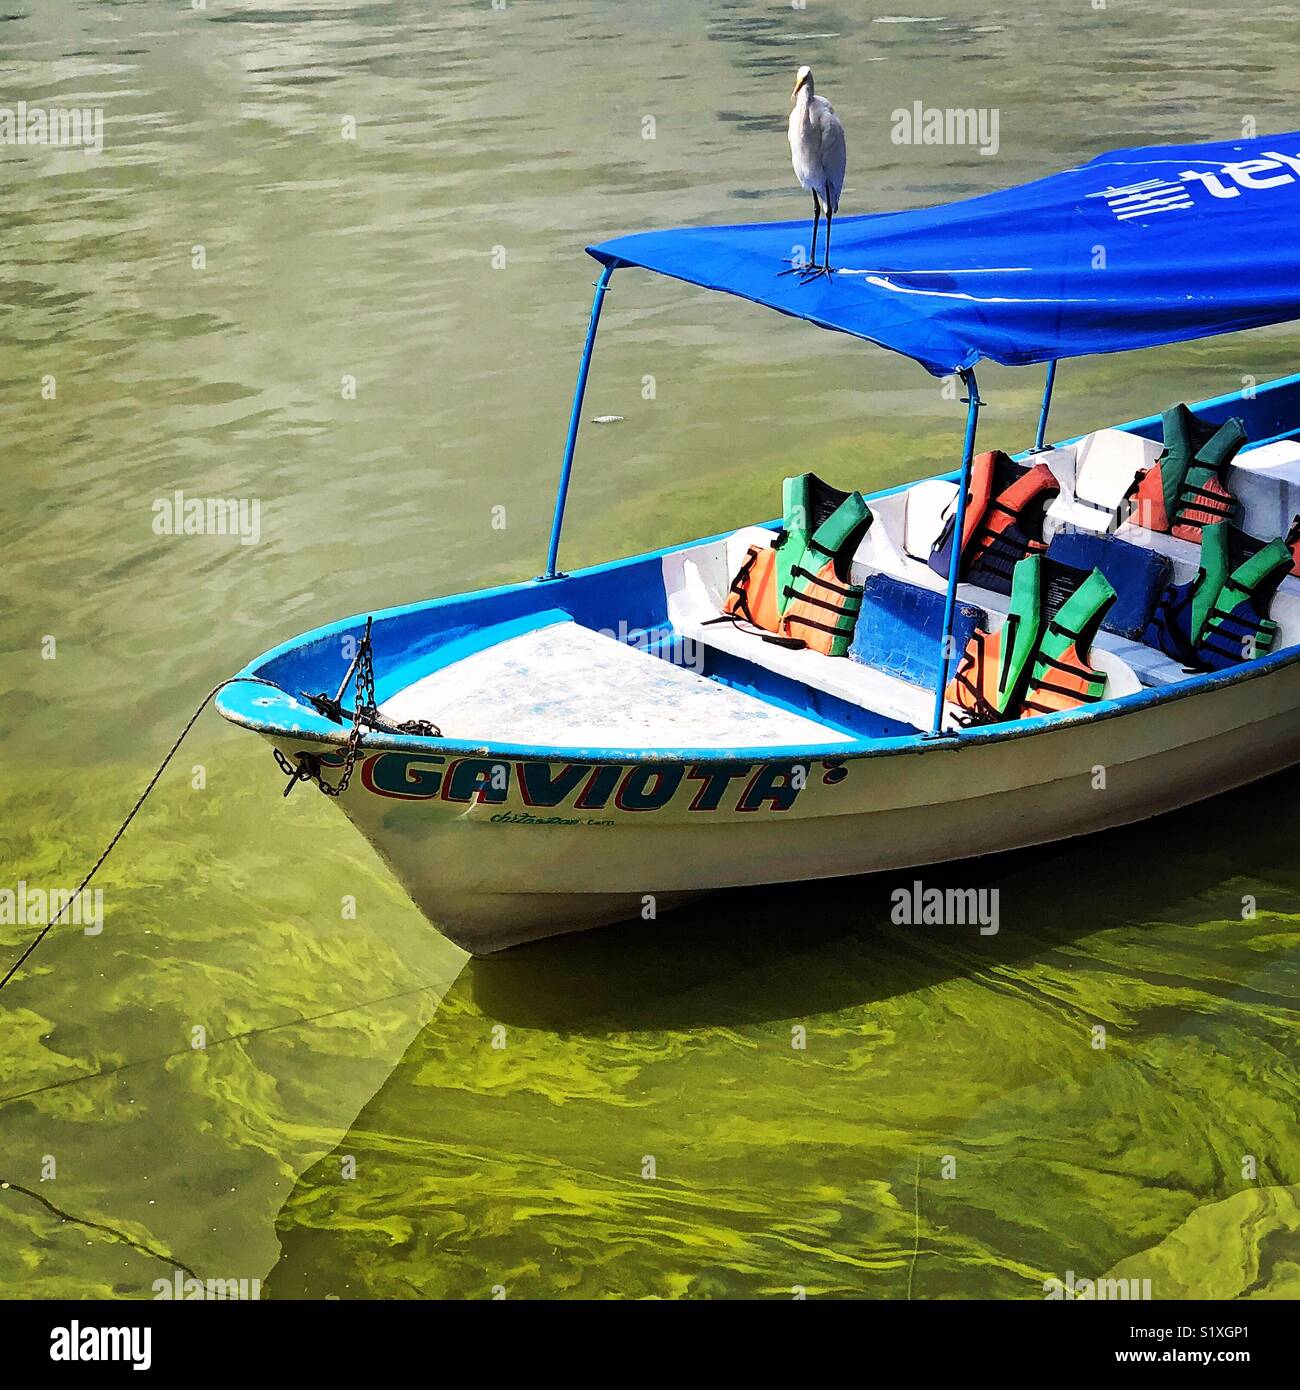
930,368 -> 982,736
540,263 -> 615,581
1033,359 -> 1057,451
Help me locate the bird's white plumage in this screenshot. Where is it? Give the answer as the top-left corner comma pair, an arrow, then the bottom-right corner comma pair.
788,70 -> 846,212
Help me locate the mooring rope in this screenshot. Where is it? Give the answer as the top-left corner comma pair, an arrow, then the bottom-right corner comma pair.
0,676 -> 281,994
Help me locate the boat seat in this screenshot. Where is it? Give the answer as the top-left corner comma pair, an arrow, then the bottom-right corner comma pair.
855,557 -> 1148,710
1116,520 -> 1300,651
902,478 -> 959,563
1044,530 -> 1172,640
1227,437 -> 1300,539
1089,633 -> 1195,687
856,486 -> 1179,692
853,510 -> 1168,692
946,604 -> 1151,696
1044,429 -> 1162,539
850,486 -> 910,579
954,574 -> 1177,690
896,432 -> 1162,562
673,493 -> 1199,725
665,526 -> 1148,724
848,572 -> 985,690
664,529 -> 940,730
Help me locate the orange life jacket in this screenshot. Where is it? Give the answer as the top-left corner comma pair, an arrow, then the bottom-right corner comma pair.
945,553 -> 1043,724
929,451 -> 1059,593
1129,405 -> 1243,540
1170,469 -> 1236,542
780,561 -> 864,656
1132,463 -> 1238,538
716,474 -> 872,657
945,557 -> 1115,725
954,449 -> 1000,555
722,543 -> 783,632
946,627 -> 1027,725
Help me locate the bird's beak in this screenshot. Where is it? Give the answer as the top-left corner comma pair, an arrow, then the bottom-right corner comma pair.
791,75 -> 807,98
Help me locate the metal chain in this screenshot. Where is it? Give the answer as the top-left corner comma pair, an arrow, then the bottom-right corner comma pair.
327,622 -> 379,796
276,619 -> 440,798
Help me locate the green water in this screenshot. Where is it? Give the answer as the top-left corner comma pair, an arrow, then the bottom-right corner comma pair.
2,0 -> 1298,1299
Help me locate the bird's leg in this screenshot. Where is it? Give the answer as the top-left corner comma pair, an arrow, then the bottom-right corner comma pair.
778,193 -> 821,275
800,195 -> 834,282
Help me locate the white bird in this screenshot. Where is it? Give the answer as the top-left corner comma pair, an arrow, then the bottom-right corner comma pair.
782,65 -> 846,281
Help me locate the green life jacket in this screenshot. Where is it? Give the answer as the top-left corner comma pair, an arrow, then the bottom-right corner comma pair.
716,473 -> 872,656
773,474 -> 872,656
946,556 -> 1115,724
1020,568 -> 1117,717
1190,520 -> 1231,646
1197,537 -> 1295,671
1162,402 -> 1244,480
991,552 -> 1045,716
1144,403 -> 1244,535
775,474 -> 871,613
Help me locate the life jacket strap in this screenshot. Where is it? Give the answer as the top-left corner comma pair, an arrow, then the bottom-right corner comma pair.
1032,651 -> 1099,681
720,547 -> 760,624
787,566 -> 861,604
784,612 -> 858,639
1020,684 -> 1104,715
947,630 -> 1006,726
1179,483 -> 1235,504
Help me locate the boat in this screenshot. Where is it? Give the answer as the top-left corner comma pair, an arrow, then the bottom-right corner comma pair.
216,132 -> 1300,953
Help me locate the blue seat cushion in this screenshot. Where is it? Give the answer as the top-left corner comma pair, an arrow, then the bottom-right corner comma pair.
1045,532 -> 1172,639
849,573 -> 985,689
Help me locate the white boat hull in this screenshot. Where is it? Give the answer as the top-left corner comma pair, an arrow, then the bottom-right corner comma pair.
264,654 -> 1300,953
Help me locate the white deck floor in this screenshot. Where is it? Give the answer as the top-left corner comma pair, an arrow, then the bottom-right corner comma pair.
379,620 -> 850,749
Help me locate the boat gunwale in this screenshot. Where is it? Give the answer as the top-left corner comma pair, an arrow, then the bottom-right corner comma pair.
218,630 -> 1300,765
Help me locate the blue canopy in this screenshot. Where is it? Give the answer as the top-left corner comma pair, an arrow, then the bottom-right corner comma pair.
588,133 -> 1300,377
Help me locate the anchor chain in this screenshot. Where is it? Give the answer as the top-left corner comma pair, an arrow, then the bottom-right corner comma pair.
276,617 -> 440,798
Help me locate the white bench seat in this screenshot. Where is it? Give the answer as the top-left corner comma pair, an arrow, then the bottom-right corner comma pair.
1115,520 -> 1300,650
1228,438 -> 1300,540
1044,430 -> 1163,539
663,529 -> 936,730
664,521 -> 1153,732
664,444 -> 1300,741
